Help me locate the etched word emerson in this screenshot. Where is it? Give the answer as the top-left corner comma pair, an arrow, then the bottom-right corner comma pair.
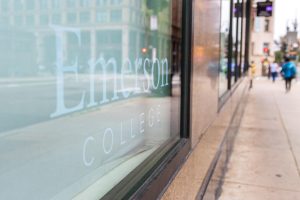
50,25 -> 170,118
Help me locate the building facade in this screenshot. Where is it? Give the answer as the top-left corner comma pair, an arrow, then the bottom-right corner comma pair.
250,0 -> 275,76
0,0 -> 252,199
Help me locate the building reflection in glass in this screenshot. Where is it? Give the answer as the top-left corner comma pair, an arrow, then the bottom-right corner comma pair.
0,0 -> 182,199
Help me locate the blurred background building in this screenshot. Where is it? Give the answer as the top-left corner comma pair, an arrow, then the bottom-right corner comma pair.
278,19 -> 300,61
250,0 -> 275,76
0,0 -> 176,76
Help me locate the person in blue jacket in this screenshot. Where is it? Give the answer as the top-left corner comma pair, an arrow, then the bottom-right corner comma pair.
281,57 -> 297,92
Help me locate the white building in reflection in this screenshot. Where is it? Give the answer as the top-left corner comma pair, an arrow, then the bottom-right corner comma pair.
0,0 -> 173,75
250,0 -> 275,76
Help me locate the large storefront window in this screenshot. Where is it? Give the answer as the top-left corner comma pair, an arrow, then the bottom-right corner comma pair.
236,0 -> 242,78
0,0 -> 182,199
241,0 -> 247,74
219,0 -> 231,97
231,0 -> 238,85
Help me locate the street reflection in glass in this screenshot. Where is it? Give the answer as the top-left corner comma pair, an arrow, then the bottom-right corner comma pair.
0,0 -> 182,199
219,0 -> 230,96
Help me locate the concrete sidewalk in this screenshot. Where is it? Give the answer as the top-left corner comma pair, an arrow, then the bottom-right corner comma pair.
209,78 -> 300,199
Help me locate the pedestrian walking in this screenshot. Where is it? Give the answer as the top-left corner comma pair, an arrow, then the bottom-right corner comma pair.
249,61 -> 256,89
270,61 -> 278,82
281,57 -> 297,92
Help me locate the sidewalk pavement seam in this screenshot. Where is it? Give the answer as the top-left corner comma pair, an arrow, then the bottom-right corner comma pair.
273,92 -> 300,178
212,178 -> 300,193
196,82 -> 250,200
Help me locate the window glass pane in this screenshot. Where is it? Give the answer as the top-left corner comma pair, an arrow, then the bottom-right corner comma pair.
40,0 -> 48,9
241,0 -> 247,74
14,15 -> 23,25
219,0 -> 230,96
1,0 -> 9,12
26,0 -> 35,10
80,0 -> 92,7
231,0 -> 238,85
0,15 -> 9,25
80,12 -> 90,23
130,12 -> 135,24
96,11 -> 109,23
14,0 -> 24,10
40,14 -> 49,25
26,15 -> 35,26
67,13 -> 77,24
0,0 -> 182,199
111,10 -> 122,22
52,14 -> 61,24
67,0 -> 77,8
52,0 -> 61,9
111,0 -> 122,5
237,1 -> 242,78
97,0 -> 109,6
264,19 -> 269,32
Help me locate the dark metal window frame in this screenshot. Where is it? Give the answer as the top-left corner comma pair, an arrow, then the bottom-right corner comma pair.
244,0 -> 251,73
234,0 -> 240,82
238,0 -> 244,77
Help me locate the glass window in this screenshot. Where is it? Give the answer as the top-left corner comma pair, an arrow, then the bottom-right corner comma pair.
264,19 -> 270,32
79,32 -> 91,69
111,10 -> 122,23
52,0 -> 61,9
231,0 -> 238,85
263,42 -> 269,48
254,17 -> 263,32
26,0 -> 35,10
97,0 -> 108,6
97,30 -> 122,44
67,13 -> 77,24
131,12 -> 135,24
67,0 -> 77,8
40,14 -> 49,25
40,0 -> 48,9
1,0 -> 9,12
80,12 -> 90,23
14,15 -> 23,26
26,15 -> 35,26
96,11 -> 109,23
80,0 -> 92,7
0,1 -> 182,199
51,14 -> 61,24
111,0 -> 122,5
14,0 -> 24,10
219,0 -> 230,96
0,15 -> 9,25
241,0 -> 247,74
